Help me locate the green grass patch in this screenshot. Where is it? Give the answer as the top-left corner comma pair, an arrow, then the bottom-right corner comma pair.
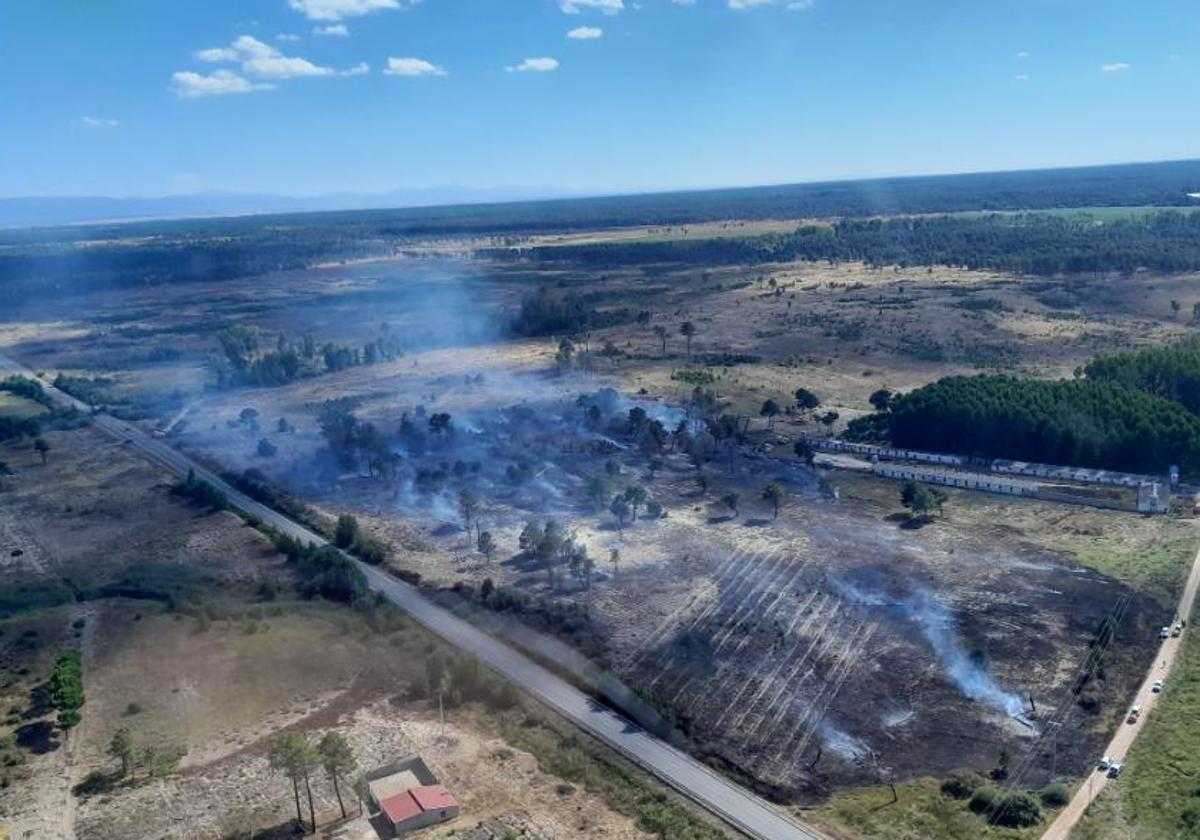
812,777 -> 1059,840
1073,530 -> 1196,608
1073,598 -> 1200,840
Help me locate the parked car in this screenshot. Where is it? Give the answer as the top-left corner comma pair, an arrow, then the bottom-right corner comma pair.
1097,755 -> 1114,770
1107,762 -> 1123,778
1152,679 -> 1164,693
1127,705 -> 1142,724
1173,623 -> 1183,637
1159,626 -> 1171,640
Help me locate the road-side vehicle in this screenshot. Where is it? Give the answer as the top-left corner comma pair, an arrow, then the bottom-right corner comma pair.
1107,762 -> 1123,778
1152,679 -> 1164,693
1159,626 -> 1171,639
1127,705 -> 1142,724
1097,755 -> 1114,770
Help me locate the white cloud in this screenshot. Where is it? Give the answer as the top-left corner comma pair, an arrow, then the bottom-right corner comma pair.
287,0 -> 401,21
276,33 -> 302,42
171,70 -> 273,98
79,116 -> 119,128
191,34 -> 367,80
342,62 -> 370,76
314,24 -> 349,36
561,0 -> 623,15
567,26 -> 603,39
234,35 -> 335,78
1016,50 -> 1029,59
671,0 -> 697,5
1101,62 -> 1130,73
196,46 -> 239,62
384,57 -> 446,76
506,57 -> 560,73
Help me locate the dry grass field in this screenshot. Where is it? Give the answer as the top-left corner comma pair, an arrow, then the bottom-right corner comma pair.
0,424 -> 712,840
3,241 -> 1198,834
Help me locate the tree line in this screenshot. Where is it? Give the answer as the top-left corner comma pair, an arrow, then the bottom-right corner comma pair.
497,210 -> 1200,277
1086,335 -> 1200,415
846,374 -> 1200,475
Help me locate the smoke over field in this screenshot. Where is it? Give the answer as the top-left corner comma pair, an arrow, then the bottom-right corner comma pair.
1,247 -> 1180,807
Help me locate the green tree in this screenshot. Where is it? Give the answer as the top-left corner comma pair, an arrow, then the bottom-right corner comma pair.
334,514 -> 359,549
762,482 -> 786,519
519,521 -> 543,555
869,388 -> 895,412
50,651 -> 84,734
653,324 -> 668,356
760,398 -> 781,431
610,496 -> 630,533
269,732 -> 319,833
34,437 -> 50,464
793,439 -> 815,465
268,734 -> 305,831
609,547 -> 620,577
900,481 -> 942,519
108,727 -> 135,779
794,388 -> 820,412
680,321 -> 697,360
623,484 -> 648,520
477,530 -> 496,563
458,489 -> 479,535
317,732 -> 357,820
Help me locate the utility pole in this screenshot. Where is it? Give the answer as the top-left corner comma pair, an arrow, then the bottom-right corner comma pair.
439,689 -> 445,740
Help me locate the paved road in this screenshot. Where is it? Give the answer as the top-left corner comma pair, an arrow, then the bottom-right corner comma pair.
1040,530 -> 1200,840
0,353 -> 823,840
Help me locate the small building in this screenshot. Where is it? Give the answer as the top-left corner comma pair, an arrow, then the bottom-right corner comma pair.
363,755 -> 459,837
378,784 -> 460,835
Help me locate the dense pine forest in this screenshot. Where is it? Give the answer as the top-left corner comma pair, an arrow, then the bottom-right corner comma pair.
866,376 -> 1200,475
509,211 -> 1200,276
845,337 -> 1200,476
1086,336 -> 1200,415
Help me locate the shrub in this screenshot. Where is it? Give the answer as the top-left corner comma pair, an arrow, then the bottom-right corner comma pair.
967,785 -> 999,814
1041,782 -> 1071,807
992,791 -> 1044,828
941,771 -> 984,800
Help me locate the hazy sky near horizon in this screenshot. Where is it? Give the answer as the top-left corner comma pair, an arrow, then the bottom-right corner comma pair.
1,0 -> 1198,198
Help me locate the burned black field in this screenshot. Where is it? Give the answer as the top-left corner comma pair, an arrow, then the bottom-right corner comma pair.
1,247 -> 1188,809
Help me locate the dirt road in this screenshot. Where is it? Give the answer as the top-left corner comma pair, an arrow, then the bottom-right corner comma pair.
0,352 -> 824,840
1040,528 -> 1200,840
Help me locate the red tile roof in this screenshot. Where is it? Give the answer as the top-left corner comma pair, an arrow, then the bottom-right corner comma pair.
379,791 -> 423,824
411,784 -> 458,812
379,785 -> 459,825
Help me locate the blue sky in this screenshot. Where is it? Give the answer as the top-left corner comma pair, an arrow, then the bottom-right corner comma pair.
1,0 -> 1197,198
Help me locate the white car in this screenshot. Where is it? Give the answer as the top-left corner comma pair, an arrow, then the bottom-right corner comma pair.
1107,762 -> 1123,778
1127,705 -> 1142,724
1152,679 -> 1164,693
1097,755 -> 1114,770
1159,626 -> 1171,640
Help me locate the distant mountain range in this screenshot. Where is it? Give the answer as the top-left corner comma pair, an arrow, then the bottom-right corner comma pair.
0,186 -> 585,229
4,159 -> 1200,230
